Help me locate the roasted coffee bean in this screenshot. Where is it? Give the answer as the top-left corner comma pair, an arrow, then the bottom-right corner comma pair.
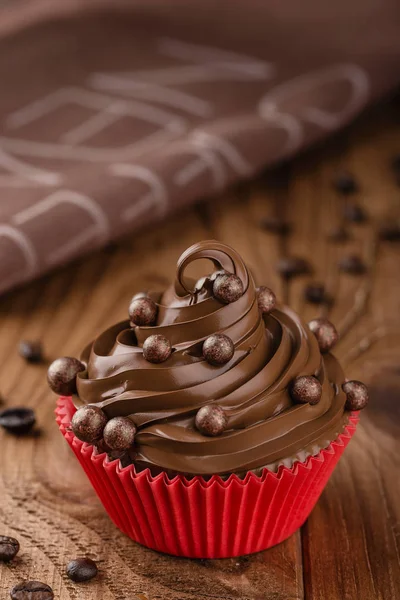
276,257 -> 311,280
0,536 -> 19,561
259,216 -> 291,235
66,557 -> 98,583
378,222 -> 400,242
304,283 -> 329,305
338,254 -> 366,275
19,340 -> 44,364
327,226 -> 351,243
0,407 -> 36,435
10,581 -> 54,600
332,172 -> 358,195
343,202 -> 368,224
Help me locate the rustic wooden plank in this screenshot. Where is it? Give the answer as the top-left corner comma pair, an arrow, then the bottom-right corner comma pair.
0,102 -> 399,599
300,105 -> 400,600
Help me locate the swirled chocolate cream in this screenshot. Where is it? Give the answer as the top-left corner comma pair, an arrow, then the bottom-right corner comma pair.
48,241 -> 368,477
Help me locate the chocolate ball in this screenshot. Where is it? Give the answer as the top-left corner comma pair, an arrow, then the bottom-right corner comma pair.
47,357 -> 85,396
257,286 -> 276,314
213,273 -> 243,304
129,297 -> 157,326
195,405 -> 227,436
143,334 -> 172,363
342,380 -> 369,411
202,334 -> 234,366
71,405 -> 107,444
308,318 -> 338,353
103,416 -> 136,450
290,376 -> 322,405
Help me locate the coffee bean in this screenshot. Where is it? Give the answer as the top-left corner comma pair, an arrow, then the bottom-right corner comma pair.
10,581 -> 53,600
66,557 -> 98,582
327,226 -> 351,243
19,340 -> 44,364
304,283 -> 330,305
0,536 -> 19,561
379,222 -> 400,242
338,254 -> 366,275
259,216 -> 291,235
276,257 -> 311,280
0,408 -> 36,435
332,172 -> 358,195
343,202 -> 368,224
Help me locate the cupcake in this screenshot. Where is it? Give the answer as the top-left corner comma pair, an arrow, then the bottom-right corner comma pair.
51,240 -> 367,558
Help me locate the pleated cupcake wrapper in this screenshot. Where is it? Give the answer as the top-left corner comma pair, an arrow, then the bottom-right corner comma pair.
56,396 -> 359,558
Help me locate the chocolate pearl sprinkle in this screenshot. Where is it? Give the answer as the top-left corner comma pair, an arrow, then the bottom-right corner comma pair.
308,318 -> 338,353
129,296 -> 158,327
213,273 -> 243,304
257,286 -> 276,314
103,417 -> 136,451
71,405 -> 107,444
290,376 -> 322,406
304,283 -> 328,305
202,334 -> 234,366
195,405 -> 227,437
142,334 -> 172,363
47,357 -> 85,396
342,380 -> 369,411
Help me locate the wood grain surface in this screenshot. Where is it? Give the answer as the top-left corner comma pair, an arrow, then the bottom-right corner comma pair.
0,101 -> 399,600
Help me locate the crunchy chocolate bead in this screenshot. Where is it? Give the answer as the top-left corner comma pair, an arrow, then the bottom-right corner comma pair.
129,297 -> 157,326
290,376 -> 322,405
213,273 -> 243,304
202,334 -> 234,366
257,286 -> 276,314
342,380 -> 369,411
308,318 -> 338,353
47,357 -> 85,396
103,417 -> 136,451
195,405 -> 227,436
71,405 -> 107,444
142,334 -> 172,363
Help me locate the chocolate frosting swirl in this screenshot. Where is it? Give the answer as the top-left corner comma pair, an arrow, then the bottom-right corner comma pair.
76,241 -> 349,476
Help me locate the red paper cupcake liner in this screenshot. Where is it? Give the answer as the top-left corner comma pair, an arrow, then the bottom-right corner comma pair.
56,396 -> 359,558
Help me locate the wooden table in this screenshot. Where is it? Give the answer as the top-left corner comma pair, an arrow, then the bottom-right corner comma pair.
0,101 -> 399,600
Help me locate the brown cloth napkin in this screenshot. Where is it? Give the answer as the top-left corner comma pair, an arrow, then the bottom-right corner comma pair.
0,0 -> 399,294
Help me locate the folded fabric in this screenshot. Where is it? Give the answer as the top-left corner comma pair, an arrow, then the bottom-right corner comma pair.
0,0 -> 399,294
